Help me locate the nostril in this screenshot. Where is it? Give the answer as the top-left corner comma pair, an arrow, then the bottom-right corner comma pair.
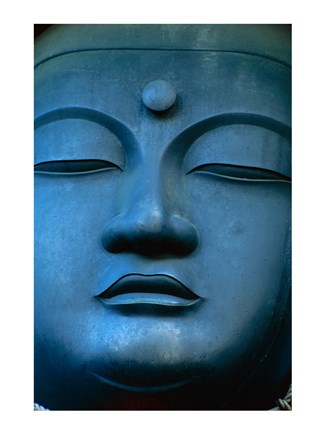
101,215 -> 125,253
101,214 -> 199,256
168,215 -> 199,254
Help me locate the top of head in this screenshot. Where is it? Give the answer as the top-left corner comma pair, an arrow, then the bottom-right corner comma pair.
34,24 -> 291,68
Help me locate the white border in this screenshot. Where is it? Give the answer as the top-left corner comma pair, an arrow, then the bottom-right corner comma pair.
2,1 -> 323,431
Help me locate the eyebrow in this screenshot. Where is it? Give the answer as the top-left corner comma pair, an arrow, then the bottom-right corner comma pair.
35,108 -> 291,160
35,109 -> 290,138
177,112 -> 290,143
34,107 -> 137,152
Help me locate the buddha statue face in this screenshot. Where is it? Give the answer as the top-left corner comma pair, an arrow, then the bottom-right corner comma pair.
34,25 -> 291,410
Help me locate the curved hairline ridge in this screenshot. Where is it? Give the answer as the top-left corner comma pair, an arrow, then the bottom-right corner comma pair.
34,47 -> 291,70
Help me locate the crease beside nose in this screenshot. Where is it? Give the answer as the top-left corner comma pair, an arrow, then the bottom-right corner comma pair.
101,202 -> 199,257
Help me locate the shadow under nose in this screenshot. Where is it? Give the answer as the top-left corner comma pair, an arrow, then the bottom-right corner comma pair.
101,214 -> 199,257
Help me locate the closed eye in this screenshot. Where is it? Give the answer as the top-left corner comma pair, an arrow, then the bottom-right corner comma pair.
34,159 -> 122,175
187,164 -> 291,182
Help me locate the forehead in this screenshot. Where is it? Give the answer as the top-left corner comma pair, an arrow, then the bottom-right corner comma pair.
34,50 -> 291,137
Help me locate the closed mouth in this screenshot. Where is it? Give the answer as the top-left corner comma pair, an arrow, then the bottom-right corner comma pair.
96,274 -> 201,307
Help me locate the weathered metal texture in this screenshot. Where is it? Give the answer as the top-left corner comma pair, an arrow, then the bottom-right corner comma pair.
34,24 -> 291,410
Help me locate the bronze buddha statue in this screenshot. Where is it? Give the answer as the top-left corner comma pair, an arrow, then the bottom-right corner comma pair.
34,24 -> 291,410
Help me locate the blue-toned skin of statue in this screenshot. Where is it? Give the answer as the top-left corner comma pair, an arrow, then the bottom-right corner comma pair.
34,25 -> 291,410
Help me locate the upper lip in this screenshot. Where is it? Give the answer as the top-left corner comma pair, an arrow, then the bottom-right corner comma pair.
96,273 -> 201,307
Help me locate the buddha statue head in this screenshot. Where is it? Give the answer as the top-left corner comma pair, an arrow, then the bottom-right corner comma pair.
34,24 -> 291,410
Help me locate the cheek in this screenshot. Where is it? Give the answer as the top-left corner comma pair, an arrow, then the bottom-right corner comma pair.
185,177 -> 291,328
34,173 -> 120,303
186,176 -> 290,259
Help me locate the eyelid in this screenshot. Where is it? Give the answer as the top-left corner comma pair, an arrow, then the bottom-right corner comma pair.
187,163 -> 291,183
34,159 -> 122,175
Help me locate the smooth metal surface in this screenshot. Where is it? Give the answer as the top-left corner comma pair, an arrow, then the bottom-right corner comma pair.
34,24 -> 291,410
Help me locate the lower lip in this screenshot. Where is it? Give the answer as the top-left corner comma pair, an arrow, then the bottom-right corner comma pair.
97,293 -> 201,307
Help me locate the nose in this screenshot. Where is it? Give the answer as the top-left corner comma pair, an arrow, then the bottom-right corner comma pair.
101,175 -> 199,257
